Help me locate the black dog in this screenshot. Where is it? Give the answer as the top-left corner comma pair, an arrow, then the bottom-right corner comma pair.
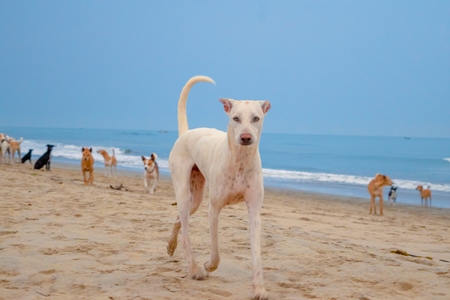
21,149 -> 33,165
388,186 -> 398,205
34,144 -> 55,170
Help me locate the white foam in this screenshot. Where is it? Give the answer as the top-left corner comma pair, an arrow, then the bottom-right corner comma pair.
20,140 -> 450,193
21,140 -> 169,170
262,168 -> 450,193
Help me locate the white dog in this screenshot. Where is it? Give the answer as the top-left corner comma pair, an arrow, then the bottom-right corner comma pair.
166,76 -> 271,299
141,153 -> 159,194
1,137 -> 11,164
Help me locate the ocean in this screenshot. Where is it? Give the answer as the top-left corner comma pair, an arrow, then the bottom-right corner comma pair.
2,126 -> 450,208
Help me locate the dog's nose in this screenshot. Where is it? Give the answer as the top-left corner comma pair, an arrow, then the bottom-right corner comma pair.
240,133 -> 252,145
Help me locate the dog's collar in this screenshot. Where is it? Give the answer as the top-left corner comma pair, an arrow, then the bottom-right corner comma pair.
145,164 -> 156,174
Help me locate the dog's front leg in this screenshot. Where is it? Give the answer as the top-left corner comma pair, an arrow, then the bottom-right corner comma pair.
150,178 -> 156,194
246,195 -> 268,300
204,200 -> 222,272
379,195 -> 384,216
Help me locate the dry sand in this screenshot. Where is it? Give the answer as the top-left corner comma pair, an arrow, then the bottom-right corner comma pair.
1,162 -> 449,299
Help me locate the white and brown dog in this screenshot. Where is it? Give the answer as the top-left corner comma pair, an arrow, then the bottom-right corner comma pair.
97,149 -> 117,177
81,147 -> 95,185
141,153 -> 159,194
166,76 -> 271,299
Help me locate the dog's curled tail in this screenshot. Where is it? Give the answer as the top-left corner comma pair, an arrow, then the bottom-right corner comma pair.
112,148 -> 115,157
177,75 -> 215,136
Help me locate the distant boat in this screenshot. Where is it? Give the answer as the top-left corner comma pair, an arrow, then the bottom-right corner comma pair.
159,130 -> 169,134
403,137 -> 411,140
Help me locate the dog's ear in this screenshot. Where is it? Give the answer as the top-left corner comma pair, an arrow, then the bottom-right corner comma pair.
82,147 -> 85,152
260,101 -> 271,114
151,153 -> 158,161
141,156 -> 146,162
89,147 -> 92,153
219,98 -> 234,114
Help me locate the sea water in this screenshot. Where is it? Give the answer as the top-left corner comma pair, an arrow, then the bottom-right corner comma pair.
2,126 -> 450,208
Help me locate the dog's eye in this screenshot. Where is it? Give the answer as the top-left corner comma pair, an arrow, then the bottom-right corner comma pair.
253,116 -> 260,122
233,116 -> 240,122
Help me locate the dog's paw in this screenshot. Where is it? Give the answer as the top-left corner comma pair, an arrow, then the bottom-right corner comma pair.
253,286 -> 269,300
190,264 -> 208,280
204,261 -> 218,272
166,242 -> 177,257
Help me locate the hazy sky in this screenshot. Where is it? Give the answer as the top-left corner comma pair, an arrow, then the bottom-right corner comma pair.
1,1 -> 449,138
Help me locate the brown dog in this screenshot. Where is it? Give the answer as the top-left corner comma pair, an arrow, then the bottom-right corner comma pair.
416,185 -> 432,206
367,174 -> 393,216
81,147 -> 94,185
10,137 -> 23,163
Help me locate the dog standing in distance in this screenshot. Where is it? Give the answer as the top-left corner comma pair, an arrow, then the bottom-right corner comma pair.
10,137 -> 23,163
81,147 -> 95,185
0,138 -> 11,164
368,173 -> 393,216
388,186 -> 398,206
34,144 -> 55,170
97,149 -> 117,177
416,185 -> 432,206
21,149 -> 33,165
141,153 -> 159,194
166,76 -> 271,299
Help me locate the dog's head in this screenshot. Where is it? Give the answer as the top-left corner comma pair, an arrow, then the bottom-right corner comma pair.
82,147 -> 93,161
142,153 -> 158,172
220,98 -> 271,146
97,149 -> 106,156
46,144 -> 55,151
415,185 -> 423,191
390,186 -> 397,191
374,173 -> 393,187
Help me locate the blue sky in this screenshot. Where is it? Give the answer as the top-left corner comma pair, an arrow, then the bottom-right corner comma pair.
1,1 -> 449,138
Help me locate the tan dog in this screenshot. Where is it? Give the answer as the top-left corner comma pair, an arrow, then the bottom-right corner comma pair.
97,149 -> 117,177
416,185 -> 432,206
141,153 -> 159,194
10,137 -> 23,163
81,147 -> 94,185
367,173 -> 393,216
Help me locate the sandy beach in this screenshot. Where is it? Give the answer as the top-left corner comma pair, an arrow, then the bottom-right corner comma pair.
1,162 -> 449,300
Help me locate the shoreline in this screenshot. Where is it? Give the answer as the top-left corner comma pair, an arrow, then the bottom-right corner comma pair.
1,162 -> 449,299
53,160 -> 450,211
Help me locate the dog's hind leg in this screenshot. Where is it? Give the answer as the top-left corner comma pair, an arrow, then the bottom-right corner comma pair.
167,166 -> 206,279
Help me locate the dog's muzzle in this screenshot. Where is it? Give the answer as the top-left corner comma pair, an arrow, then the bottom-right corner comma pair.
239,133 -> 253,146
